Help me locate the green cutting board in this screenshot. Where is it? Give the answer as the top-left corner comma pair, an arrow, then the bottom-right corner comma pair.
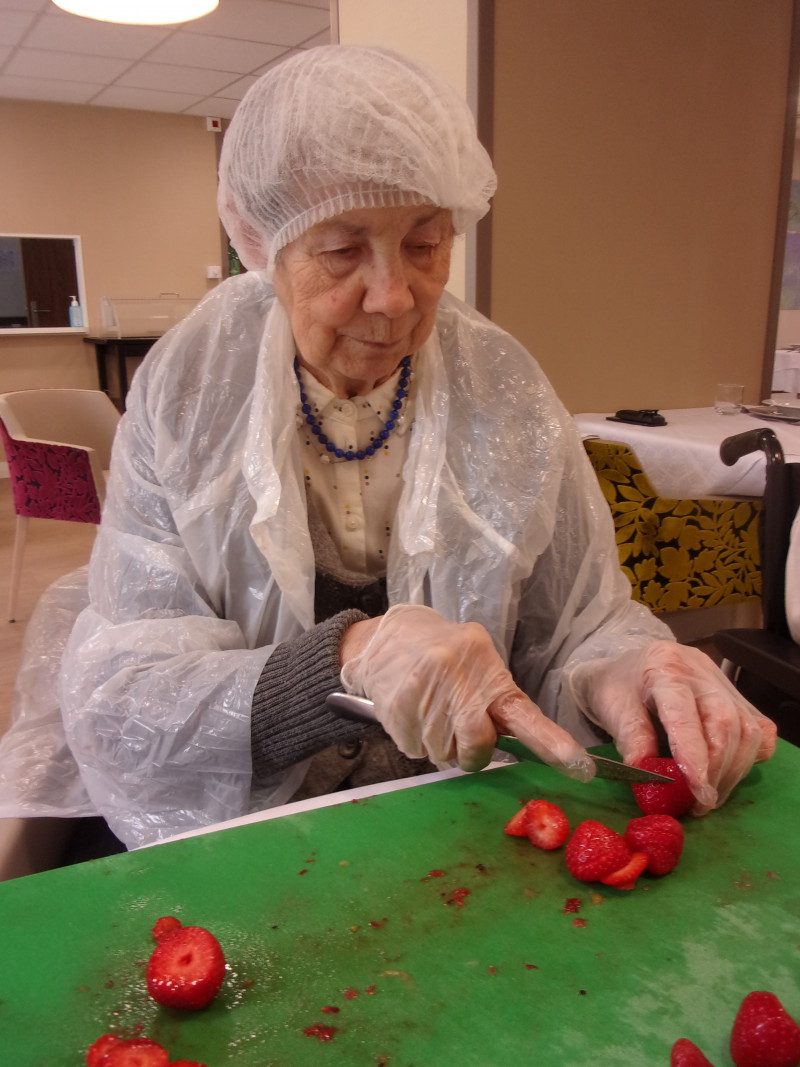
2,742 -> 799,1067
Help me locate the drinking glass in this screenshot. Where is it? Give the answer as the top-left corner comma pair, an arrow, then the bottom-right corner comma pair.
714,383 -> 744,415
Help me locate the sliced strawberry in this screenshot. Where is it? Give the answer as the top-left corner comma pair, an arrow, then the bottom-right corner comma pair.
564,820 -> 631,883
102,1039 -> 169,1067
504,803 -> 533,836
671,1037 -> 716,1066
600,850 -> 648,890
631,757 -> 694,817
87,1033 -> 123,1066
730,991 -> 800,1067
525,799 -> 569,850
624,814 -> 684,875
146,925 -> 226,1011
152,916 -> 182,943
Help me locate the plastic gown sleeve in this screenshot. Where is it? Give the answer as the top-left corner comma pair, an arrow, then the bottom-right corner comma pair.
0,567 -> 98,819
60,385 -> 282,850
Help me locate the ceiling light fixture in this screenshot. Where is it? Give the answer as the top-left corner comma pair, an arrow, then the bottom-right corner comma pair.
52,0 -> 218,26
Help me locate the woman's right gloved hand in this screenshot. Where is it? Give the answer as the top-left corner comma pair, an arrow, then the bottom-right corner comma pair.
340,604 -> 594,780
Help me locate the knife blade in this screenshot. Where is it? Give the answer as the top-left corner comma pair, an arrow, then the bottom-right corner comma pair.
325,692 -> 675,785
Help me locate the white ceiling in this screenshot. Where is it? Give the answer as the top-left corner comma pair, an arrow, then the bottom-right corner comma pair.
0,0 -> 331,117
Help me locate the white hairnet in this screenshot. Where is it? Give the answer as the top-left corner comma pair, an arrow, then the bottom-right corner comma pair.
217,45 -> 497,272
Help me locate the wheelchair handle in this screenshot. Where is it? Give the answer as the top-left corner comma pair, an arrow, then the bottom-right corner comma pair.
720,428 -> 784,468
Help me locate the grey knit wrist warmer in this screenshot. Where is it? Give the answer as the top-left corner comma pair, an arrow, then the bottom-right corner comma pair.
250,609 -> 369,778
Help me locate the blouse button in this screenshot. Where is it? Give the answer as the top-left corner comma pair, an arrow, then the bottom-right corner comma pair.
338,400 -> 356,418
345,515 -> 361,531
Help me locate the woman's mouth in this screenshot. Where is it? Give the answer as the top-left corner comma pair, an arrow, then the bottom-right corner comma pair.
355,337 -> 404,350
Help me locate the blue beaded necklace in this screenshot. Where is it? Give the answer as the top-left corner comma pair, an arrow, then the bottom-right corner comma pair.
294,354 -> 412,462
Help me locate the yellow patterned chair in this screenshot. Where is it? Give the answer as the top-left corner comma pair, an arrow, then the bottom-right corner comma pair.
583,439 -> 761,614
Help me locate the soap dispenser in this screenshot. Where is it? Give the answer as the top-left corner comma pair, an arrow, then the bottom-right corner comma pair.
69,296 -> 84,328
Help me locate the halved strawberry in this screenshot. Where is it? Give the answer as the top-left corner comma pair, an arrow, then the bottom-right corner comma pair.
102,1039 -> 169,1067
504,803 -> 533,836
600,850 -> 648,890
624,814 -> 684,875
631,757 -> 694,817
87,1033 -> 123,1066
152,916 -> 182,942
564,820 -> 631,883
146,925 -> 226,1011
730,991 -> 800,1067
671,1037 -> 715,1066
525,799 -> 569,850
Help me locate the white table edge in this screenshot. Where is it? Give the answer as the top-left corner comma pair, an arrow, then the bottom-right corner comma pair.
146,760 -> 513,849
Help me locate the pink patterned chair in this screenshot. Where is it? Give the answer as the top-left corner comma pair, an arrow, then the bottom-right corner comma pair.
0,389 -> 120,622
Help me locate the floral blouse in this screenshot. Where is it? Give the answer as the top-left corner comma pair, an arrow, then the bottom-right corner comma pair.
295,358 -> 416,578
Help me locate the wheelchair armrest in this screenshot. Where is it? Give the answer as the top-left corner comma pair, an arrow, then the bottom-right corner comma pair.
714,628 -> 800,699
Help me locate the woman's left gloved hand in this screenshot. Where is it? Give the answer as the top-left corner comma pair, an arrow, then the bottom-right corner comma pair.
567,641 -> 777,814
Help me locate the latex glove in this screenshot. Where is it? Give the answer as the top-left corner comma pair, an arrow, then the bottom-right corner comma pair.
341,603 -> 594,780
567,641 -> 777,814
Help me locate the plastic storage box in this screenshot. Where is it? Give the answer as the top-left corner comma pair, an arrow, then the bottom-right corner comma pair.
99,294 -> 199,338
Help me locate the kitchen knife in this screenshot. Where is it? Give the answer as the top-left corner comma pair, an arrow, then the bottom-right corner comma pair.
325,692 -> 675,784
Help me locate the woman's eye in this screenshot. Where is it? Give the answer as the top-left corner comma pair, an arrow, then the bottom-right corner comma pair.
322,245 -> 359,258
318,247 -> 360,272
320,246 -> 360,266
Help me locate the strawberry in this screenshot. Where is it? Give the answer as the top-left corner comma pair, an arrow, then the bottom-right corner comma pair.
146,925 -> 226,1011
631,757 -> 694,817
86,1033 -> 208,1067
102,1039 -> 169,1067
600,850 -> 648,890
564,820 -> 631,883
152,916 -> 182,942
504,803 -> 533,836
525,799 -> 569,850
671,1037 -> 715,1066
87,1034 -> 123,1066
730,991 -> 800,1067
624,814 -> 684,875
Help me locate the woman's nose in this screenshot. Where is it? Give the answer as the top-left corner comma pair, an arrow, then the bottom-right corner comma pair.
361,257 -> 416,317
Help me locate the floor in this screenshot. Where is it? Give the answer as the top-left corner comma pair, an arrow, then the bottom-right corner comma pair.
0,478 -> 98,740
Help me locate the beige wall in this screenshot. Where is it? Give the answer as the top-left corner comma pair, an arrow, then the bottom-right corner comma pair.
490,0 -> 794,413
3,3 -> 794,413
0,100 -> 221,392
337,0 -> 475,301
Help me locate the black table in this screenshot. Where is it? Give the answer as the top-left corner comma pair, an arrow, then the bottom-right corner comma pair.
84,335 -> 160,409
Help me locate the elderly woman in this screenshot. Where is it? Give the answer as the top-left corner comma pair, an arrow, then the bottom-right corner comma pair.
53,45 -> 774,849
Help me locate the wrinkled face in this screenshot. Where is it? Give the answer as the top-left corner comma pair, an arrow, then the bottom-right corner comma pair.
273,204 -> 453,398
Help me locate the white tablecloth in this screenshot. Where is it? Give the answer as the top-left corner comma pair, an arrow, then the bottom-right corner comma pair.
574,407 -> 800,498
774,348 -> 800,395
